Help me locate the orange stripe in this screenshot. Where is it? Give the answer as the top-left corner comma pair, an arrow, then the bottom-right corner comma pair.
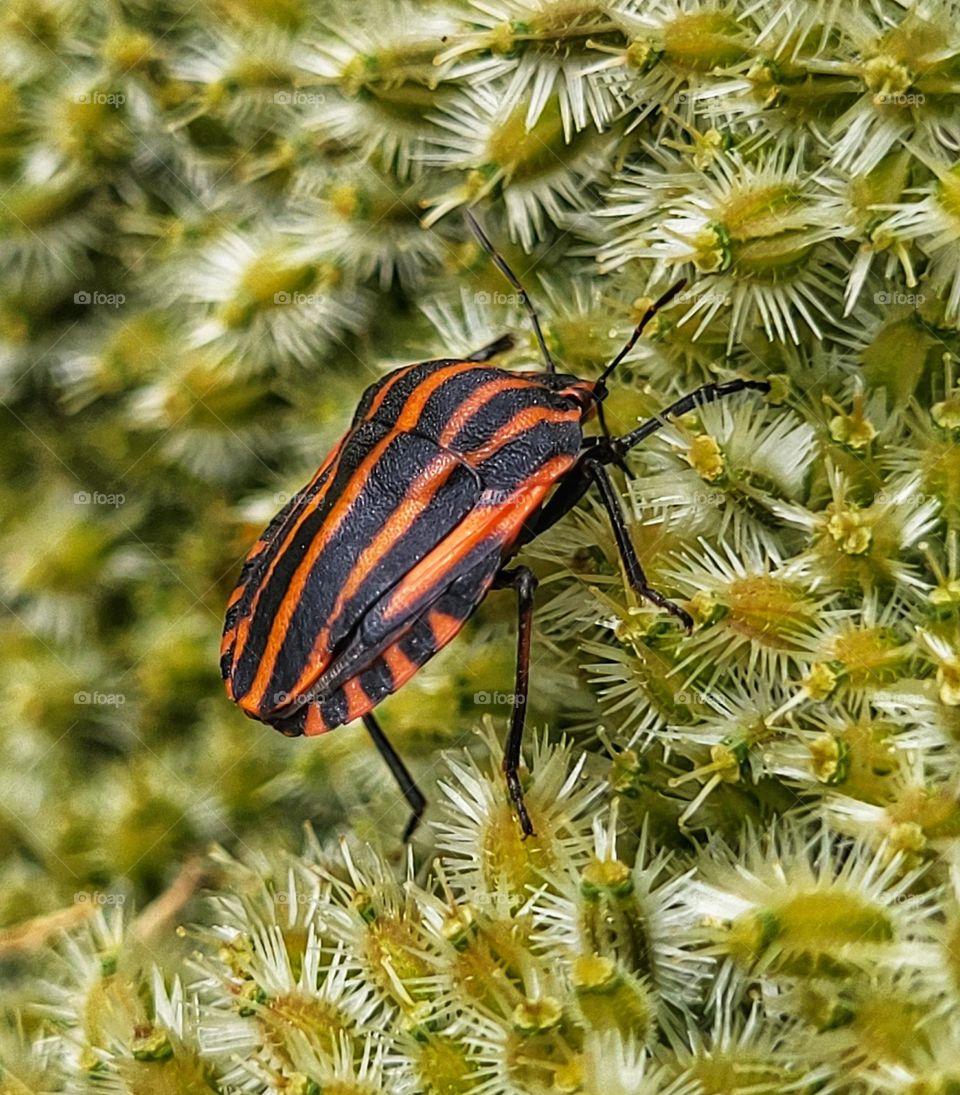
232,432 -> 348,668
437,376 -> 533,448
361,363 -> 418,423
381,454 -> 574,625
395,362 -> 484,431
428,609 -> 463,648
240,429 -> 398,713
382,642 -> 419,691
465,404 -> 580,464
343,677 -> 370,723
304,705 -> 329,736
283,450 -> 461,699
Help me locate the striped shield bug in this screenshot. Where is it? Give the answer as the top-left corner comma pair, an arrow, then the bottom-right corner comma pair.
221,213 -> 770,839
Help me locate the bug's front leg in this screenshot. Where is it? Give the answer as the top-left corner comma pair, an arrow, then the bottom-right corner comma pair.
492,565 -> 538,838
611,378 -> 771,457
582,457 -> 694,632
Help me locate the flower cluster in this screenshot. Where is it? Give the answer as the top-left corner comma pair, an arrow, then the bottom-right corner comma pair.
9,736 -> 957,1093
2,0 -> 960,1087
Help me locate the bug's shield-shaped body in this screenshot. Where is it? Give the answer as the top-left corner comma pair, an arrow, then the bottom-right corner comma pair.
220,358 -> 595,737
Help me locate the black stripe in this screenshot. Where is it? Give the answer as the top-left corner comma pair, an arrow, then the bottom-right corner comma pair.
230,420 -> 394,696
411,367 -> 514,441
267,451 -> 480,702
312,548 -> 503,731
359,359 -> 462,428
446,384 -> 560,454
472,417 -> 582,490
320,690 -> 348,729
358,660 -> 396,708
225,440 -> 347,647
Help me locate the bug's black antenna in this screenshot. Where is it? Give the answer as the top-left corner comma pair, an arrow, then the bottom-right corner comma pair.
597,278 -> 687,389
465,210 -> 557,375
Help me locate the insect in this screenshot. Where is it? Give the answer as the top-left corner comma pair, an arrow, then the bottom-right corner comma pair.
220,213 -> 770,839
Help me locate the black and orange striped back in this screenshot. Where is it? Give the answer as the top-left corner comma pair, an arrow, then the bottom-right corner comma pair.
221,357 -> 593,731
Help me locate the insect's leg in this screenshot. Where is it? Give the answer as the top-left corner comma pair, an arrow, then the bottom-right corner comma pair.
492,565 -> 538,837
612,378 -> 771,457
362,711 -> 426,841
464,211 -> 556,374
583,458 -> 694,632
466,333 -> 516,362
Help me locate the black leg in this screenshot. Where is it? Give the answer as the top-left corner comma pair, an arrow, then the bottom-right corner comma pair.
465,211 -> 556,374
612,378 -> 770,457
583,458 -> 694,632
362,711 -> 426,841
466,334 -> 516,362
492,565 -> 538,837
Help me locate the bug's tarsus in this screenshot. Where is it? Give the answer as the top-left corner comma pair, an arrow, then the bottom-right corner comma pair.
613,377 -> 772,456
493,565 -> 538,838
584,458 -> 694,632
362,711 -> 426,841
466,333 -> 516,362
464,210 -> 557,375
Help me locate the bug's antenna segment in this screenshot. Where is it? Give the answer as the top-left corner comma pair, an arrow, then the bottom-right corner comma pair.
465,210 -> 557,374
598,278 -> 687,387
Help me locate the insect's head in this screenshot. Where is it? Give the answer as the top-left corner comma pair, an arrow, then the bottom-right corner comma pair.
464,211 -> 685,427
540,370 -> 599,413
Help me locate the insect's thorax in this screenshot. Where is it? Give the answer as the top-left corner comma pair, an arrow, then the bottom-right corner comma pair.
355,359 -> 594,482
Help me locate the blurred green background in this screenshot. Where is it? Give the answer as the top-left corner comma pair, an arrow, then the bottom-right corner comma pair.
3,0 -> 960,1009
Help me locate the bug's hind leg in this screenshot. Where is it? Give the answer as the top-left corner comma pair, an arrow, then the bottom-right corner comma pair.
362,712 -> 426,841
492,565 -> 538,838
466,334 -> 516,362
583,458 -> 694,632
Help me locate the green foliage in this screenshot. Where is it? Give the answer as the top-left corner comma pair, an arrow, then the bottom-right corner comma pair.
2,0 -> 960,1090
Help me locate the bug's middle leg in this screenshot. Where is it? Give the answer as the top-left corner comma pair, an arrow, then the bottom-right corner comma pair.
492,565 -> 538,838
582,457 -> 694,632
362,711 -> 427,841
466,334 -> 516,362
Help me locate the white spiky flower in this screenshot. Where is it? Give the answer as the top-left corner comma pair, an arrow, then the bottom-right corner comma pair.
160,228 -> 370,370
626,394 -> 816,557
434,0 -> 628,138
681,820 -> 939,979
597,144 -> 847,350
435,727 -> 605,899
875,146 -> 960,323
423,83 -> 620,249
771,464 -> 941,592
